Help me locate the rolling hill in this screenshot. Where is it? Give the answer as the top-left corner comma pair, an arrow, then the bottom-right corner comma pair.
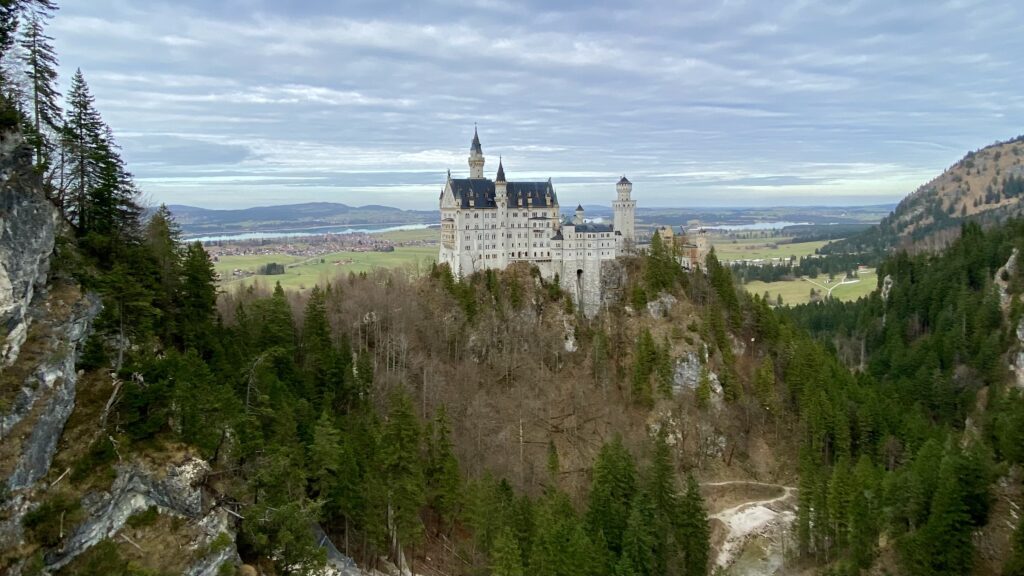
166,202 -> 436,236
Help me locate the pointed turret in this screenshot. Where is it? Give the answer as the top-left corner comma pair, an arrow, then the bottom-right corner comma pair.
471,126 -> 482,154
468,126 -> 485,178
496,157 -> 506,182
574,203 -> 585,225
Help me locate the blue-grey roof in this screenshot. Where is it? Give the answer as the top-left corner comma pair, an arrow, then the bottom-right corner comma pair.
448,178 -> 558,209
574,223 -> 614,233
471,128 -> 482,153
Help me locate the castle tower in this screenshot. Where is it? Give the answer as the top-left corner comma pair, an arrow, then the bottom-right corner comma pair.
468,126 -> 485,179
495,158 -> 508,267
613,175 -> 636,245
574,203 -> 585,225
495,157 -> 507,200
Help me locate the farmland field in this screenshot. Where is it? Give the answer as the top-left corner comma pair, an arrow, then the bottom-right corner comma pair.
214,246 -> 437,291
711,238 -> 832,261
375,227 -> 439,242
744,268 -> 878,306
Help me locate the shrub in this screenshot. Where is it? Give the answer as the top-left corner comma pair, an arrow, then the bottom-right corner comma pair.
23,492 -> 84,547
126,506 -> 160,529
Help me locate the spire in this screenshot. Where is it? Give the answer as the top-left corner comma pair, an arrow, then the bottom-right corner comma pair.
618,175 -> 631,185
576,203 -> 584,211
471,124 -> 482,154
496,157 -> 506,182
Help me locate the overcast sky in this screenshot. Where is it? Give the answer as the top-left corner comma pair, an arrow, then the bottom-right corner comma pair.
50,0 -> 1023,210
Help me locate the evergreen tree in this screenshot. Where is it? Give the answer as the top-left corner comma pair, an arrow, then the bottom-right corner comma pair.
620,490 -> 657,576
144,205 -> 182,344
585,435 -> 637,556
424,405 -> 461,529
301,285 -> 333,400
179,241 -> 218,353
492,527 -> 525,576
529,491 -> 593,576
17,11 -> 59,172
677,473 -> 709,576
63,68 -> 104,233
308,411 -> 342,500
378,391 -> 426,562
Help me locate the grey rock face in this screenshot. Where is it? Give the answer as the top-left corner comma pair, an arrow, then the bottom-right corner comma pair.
646,292 -> 677,319
0,131 -> 58,367
46,458 -> 239,574
4,292 -> 101,490
673,351 -> 723,405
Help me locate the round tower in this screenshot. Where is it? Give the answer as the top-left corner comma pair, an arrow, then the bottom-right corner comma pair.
616,175 -> 632,200
468,126 -> 485,179
613,175 -> 636,246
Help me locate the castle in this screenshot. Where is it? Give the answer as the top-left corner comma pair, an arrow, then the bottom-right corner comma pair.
438,129 -> 637,315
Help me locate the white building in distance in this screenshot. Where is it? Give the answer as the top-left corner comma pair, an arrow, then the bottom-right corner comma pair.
438,129 -> 637,314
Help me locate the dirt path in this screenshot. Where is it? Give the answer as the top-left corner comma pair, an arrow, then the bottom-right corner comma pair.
702,480 -> 798,574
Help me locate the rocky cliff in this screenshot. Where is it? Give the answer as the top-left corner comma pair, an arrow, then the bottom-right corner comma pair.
0,131 -> 240,576
0,131 -> 58,367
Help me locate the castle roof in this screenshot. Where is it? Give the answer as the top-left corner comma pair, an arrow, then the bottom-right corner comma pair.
576,203 -> 584,211
574,223 -> 614,233
618,175 -> 631,185
471,127 -> 482,153
448,178 -> 557,209
496,158 -> 506,182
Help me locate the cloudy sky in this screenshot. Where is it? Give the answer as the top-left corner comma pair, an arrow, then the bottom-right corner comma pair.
49,0 -> 1023,210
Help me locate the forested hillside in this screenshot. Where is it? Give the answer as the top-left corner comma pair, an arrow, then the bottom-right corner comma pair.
3,1 -> 1024,575
824,135 -> 1024,257
789,220 -> 1024,575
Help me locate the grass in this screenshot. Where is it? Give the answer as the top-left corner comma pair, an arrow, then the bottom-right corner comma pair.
217,246 -> 437,291
374,227 -> 439,242
744,268 -> 878,306
711,238 -> 832,262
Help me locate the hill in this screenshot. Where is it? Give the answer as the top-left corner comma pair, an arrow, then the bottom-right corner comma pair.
825,134 -> 1024,255
166,202 -> 435,236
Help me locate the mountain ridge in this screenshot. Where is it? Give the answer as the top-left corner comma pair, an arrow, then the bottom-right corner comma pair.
824,134 -> 1024,255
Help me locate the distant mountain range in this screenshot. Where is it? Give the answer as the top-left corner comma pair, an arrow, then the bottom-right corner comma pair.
167,201 -> 894,238
825,134 -> 1024,255
166,202 -> 435,236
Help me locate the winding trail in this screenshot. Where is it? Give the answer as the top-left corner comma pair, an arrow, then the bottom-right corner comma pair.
701,481 -> 799,574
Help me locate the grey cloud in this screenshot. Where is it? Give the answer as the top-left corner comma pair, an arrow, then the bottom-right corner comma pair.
46,0 -> 1024,209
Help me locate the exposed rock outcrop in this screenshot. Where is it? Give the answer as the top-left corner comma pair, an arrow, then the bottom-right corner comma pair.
0,131 -> 58,367
4,291 -> 101,490
42,457 -> 240,574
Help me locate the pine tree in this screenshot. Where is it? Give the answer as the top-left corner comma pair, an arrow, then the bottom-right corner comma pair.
492,527 -> 525,576
696,367 -> 711,409
179,241 -> 218,353
63,69 -> 104,233
84,124 -> 141,245
585,434 -> 637,556
378,391 -> 425,563
677,473 -> 709,576
17,11 -> 59,171
620,490 -> 657,576
529,491 -> 592,576
424,405 -> 461,529
301,285 -> 333,400
547,439 -> 560,485
309,411 -> 342,500
631,329 -> 658,407
144,205 -> 183,344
